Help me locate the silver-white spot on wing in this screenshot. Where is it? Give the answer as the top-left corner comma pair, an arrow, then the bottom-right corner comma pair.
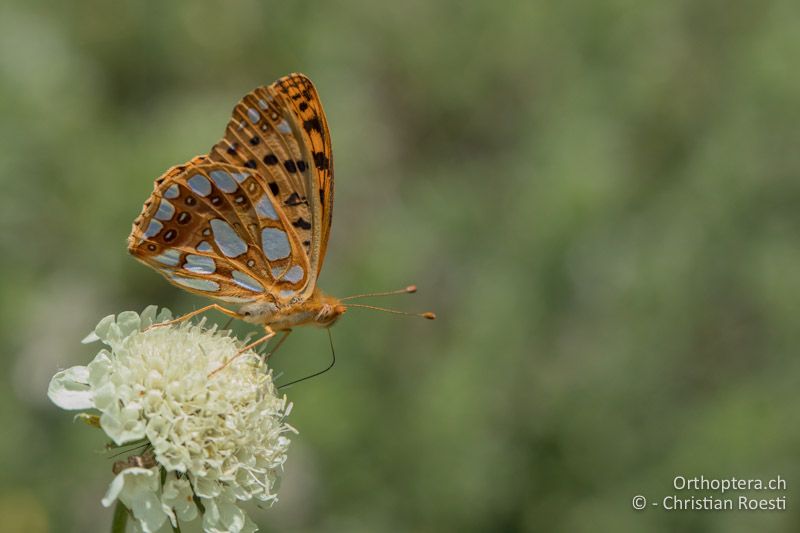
184,254 -> 216,274
169,275 -> 220,292
247,108 -> 260,123
261,228 -> 290,260
271,265 -> 304,283
211,219 -> 248,258
155,199 -> 175,221
209,170 -> 238,193
144,220 -> 163,238
232,270 -> 265,293
255,195 -> 278,220
196,241 -> 213,252
219,295 -> 258,303
153,248 -> 181,266
164,184 -> 180,199
188,174 -> 212,196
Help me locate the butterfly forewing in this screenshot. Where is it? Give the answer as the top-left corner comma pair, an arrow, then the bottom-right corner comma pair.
208,73 -> 334,283
128,161 -> 311,304
273,74 -> 334,276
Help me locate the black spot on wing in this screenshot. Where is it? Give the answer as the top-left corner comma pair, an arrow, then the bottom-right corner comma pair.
303,117 -> 322,134
285,192 -> 306,206
292,217 -> 311,230
313,151 -> 330,171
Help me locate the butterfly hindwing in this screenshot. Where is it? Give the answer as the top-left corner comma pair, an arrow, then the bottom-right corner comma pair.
128,160 -> 311,304
208,73 -> 334,284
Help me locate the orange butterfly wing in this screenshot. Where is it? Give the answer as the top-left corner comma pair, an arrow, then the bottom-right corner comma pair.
129,74 -> 334,306
128,160 -> 311,305
207,73 -> 334,284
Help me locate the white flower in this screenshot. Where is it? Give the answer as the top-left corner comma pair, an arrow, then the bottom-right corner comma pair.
48,306 -> 295,533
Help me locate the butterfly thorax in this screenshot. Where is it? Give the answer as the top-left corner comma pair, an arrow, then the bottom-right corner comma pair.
239,289 -> 345,331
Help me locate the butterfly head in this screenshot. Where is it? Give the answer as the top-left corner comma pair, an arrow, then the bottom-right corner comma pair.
312,293 -> 347,328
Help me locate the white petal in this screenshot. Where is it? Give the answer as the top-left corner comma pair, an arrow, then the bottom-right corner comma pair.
161,473 -> 198,526
139,305 -> 159,329
87,351 -> 113,389
91,380 -> 117,412
106,321 -> 124,344
193,477 -> 222,499
101,471 -> 127,507
207,499 -> 246,533
117,311 -> 142,337
101,406 -> 146,445
81,331 -> 100,344
93,314 -> 115,342
106,467 -> 167,533
156,307 -> 173,323
47,366 -> 94,410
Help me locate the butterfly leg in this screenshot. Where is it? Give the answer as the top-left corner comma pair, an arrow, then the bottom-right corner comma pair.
146,304 -> 242,331
263,329 -> 292,363
208,326 -> 276,378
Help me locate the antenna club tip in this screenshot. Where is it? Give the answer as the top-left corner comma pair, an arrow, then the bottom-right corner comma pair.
406,285 -> 417,293
423,312 -> 436,320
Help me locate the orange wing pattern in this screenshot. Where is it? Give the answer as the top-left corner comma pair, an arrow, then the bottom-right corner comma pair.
128,74 -> 334,306
128,160 -> 311,305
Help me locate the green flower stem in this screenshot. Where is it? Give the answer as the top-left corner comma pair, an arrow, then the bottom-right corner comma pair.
111,500 -> 129,533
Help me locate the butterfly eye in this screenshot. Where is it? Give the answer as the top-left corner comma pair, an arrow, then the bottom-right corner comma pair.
243,311 -> 252,317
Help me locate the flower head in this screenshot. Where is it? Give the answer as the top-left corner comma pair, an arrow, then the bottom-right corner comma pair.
48,306 -> 294,533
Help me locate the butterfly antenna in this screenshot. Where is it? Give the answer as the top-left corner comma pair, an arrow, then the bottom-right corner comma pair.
344,303 -> 436,320
278,329 -> 337,389
340,285 -> 418,301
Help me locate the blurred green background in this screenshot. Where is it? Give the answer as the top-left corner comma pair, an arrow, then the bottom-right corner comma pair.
2,0 -> 800,531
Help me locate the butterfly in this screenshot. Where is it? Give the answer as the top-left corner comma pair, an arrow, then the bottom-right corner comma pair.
127,73 -> 432,371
